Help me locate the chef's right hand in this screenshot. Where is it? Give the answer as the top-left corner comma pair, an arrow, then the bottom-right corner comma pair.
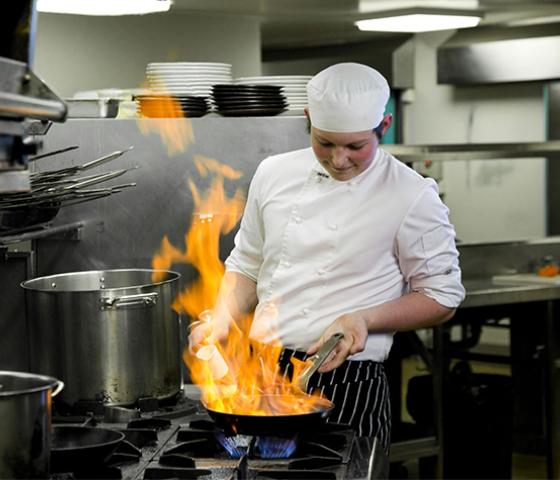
188,310 -> 229,352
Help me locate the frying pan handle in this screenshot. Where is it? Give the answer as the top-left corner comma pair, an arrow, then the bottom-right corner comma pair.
297,332 -> 344,391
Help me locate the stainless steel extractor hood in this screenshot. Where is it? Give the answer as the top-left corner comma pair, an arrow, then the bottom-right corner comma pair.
437,23 -> 560,85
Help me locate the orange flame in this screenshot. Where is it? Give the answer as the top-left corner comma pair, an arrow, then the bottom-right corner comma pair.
150,122 -> 326,419
136,77 -> 194,156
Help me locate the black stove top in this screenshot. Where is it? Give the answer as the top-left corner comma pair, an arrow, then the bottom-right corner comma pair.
51,390 -> 388,480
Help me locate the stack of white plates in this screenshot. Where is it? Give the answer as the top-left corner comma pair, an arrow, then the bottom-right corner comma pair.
146,62 -> 233,99
235,75 -> 311,113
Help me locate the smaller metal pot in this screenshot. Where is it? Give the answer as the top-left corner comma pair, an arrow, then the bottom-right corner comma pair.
0,371 -> 63,479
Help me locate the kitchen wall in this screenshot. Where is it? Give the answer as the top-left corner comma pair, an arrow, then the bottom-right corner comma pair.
403,31 -> 546,244
34,12 -> 262,97
33,13 -> 547,243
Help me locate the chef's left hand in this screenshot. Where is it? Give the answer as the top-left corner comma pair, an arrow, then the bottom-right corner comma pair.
306,312 -> 369,372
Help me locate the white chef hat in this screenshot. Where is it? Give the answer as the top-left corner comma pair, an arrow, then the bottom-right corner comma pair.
306,63 -> 390,133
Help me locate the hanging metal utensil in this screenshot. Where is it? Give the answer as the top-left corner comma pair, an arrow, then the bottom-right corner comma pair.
0,170 -> 133,208
29,146 -> 133,179
28,145 -> 79,162
0,147 -> 136,231
63,168 -> 130,190
78,146 -> 134,171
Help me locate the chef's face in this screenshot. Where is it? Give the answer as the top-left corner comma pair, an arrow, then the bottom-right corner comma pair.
308,113 -> 392,182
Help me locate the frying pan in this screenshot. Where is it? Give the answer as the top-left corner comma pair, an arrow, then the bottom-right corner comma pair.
50,426 -> 125,472
204,333 -> 344,437
206,394 -> 334,436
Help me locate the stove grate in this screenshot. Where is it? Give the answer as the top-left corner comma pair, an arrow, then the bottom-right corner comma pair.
142,467 -> 212,479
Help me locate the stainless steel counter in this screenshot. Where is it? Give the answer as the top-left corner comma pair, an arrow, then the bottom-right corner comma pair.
462,278 -> 560,308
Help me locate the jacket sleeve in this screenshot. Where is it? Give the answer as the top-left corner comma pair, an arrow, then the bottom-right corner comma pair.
395,179 -> 466,308
224,163 -> 266,281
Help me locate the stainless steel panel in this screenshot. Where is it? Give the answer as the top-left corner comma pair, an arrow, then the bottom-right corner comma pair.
438,27 -> 560,85
263,36 -> 413,88
33,118 -> 309,279
549,82 -> 560,140
0,252 -> 31,370
547,82 -> 560,234
0,170 -> 30,192
65,99 -> 119,118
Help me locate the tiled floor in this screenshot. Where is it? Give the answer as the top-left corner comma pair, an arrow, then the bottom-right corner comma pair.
397,356 -> 548,479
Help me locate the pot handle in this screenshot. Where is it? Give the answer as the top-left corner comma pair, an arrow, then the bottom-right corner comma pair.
52,380 -> 64,397
100,292 -> 158,310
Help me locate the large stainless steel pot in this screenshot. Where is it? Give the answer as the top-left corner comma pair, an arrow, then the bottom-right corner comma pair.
22,269 -> 181,407
0,370 -> 63,479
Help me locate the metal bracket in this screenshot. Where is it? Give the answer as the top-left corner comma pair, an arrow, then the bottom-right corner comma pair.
0,220 -> 84,246
45,226 -> 82,241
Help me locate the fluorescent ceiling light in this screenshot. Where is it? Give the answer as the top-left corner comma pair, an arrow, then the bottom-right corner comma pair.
507,14 -> 560,27
37,0 -> 172,16
359,0 -> 479,14
356,9 -> 481,32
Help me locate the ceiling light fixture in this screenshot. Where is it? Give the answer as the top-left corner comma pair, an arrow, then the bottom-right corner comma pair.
36,0 -> 172,16
355,8 -> 482,33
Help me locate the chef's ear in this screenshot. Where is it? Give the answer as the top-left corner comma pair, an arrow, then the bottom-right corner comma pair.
379,113 -> 392,135
304,107 -> 311,134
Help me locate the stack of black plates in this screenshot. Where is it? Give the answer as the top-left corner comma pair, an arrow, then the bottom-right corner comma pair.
136,95 -> 209,118
211,85 -> 287,117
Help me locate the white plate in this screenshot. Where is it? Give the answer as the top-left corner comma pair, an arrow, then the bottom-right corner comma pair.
148,62 -> 232,67
147,71 -> 230,77
148,71 -> 231,77
146,75 -> 232,82
148,63 -> 232,68
283,90 -> 308,94
237,82 -> 309,88
236,75 -> 312,80
149,88 -> 213,94
148,80 -> 232,86
148,86 -> 226,91
236,77 -> 309,82
147,80 -> 231,86
147,68 -> 232,75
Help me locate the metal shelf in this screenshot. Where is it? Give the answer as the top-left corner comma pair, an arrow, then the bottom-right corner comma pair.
384,140 -> 560,162
390,436 -> 439,463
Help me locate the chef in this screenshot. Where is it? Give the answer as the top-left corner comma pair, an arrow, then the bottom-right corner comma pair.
191,62 -> 465,449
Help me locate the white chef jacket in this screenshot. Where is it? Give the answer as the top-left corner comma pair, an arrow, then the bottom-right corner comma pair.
225,146 -> 465,361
